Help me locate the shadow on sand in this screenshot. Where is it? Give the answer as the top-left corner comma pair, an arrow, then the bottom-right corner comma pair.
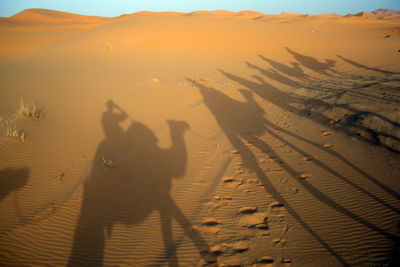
0,167 -> 29,202
0,167 -> 29,223
222,49 -> 400,154
188,75 -> 399,266
336,55 -> 400,75
68,100 -> 214,266
216,50 -> 400,265
218,68 -> 400,199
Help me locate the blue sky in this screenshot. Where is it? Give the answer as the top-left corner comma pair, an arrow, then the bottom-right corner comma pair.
1,0 -> 399,17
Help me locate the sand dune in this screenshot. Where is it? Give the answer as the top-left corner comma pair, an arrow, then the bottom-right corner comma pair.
0,8 -> 399,266
373,8 -> 400,16
9,8 -> 112,24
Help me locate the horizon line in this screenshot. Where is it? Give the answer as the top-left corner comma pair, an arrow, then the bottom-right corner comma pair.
2,7 -> 399,18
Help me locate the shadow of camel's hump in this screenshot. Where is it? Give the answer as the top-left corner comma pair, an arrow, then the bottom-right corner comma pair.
84,136 -> 171,226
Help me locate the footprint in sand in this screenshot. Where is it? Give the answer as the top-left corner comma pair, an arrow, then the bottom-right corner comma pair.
204,196 -> 233,214
238,208 -> 269,230
321,130 -> 332,136
214,195 -> 233,201
222,176 -> 242,188
231,241 -> 249,252
254,256 -> 274,267
272,238 -> 287,247
282,258 -> 292,265
221,239 -> 251,254
322,143 -> 333,148
238,206 -> 258,214
244,189 -> 256,193
297,173 -> 309,179
197,218 -> 222,234
270,202 -> 286,218
210,245 -> 223,255
270,202 -> 284,208
219,255 -> 243,267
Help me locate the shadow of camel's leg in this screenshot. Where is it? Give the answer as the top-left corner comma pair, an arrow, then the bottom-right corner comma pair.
246,125 -> 400,213
261,121 -> 400,208
269,119 -> 400,199
245,134 -> 399,243
233,139 -> 350,266
68,201 -> 105,267
160,207 -> 179,267
167,198 -> 217,264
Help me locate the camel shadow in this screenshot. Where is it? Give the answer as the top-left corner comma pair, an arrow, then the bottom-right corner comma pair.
284,47 -> 342,77
220,51 -> 400,154
188,79 -> 399,266
68,100 -> 213,266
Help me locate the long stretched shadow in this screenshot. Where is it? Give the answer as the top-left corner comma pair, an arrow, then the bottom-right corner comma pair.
245,61 -> 301,88
189,79 -> 399,266
260,53 -> 400,105
219,69 -> 400,200
285,47 -> 342,77
247,49 -> 400,154
0,168 -> 29,202
219,63 -> 400,154
253,53 -> 400,147
336,55 -> 400,75
68,100 -> 213,266
258,55 -> 313,81
0,167 -> 29,223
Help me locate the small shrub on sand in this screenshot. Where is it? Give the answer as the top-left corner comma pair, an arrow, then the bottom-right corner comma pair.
6,125 -> 25,141
18,99 -> 43,119
104,41 -> 113,50
100,157 -> 115,168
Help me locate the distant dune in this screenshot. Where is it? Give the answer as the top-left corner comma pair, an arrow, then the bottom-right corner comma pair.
344,8 -> 400,20
372,8 -> 400,16
3,8 -> 400,21
7,8 -> 112,24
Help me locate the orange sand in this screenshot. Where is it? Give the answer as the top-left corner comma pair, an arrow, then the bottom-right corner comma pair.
0,8 -> 399,266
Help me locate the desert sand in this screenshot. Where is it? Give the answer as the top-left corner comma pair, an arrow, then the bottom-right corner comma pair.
0,8 -> 400,266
